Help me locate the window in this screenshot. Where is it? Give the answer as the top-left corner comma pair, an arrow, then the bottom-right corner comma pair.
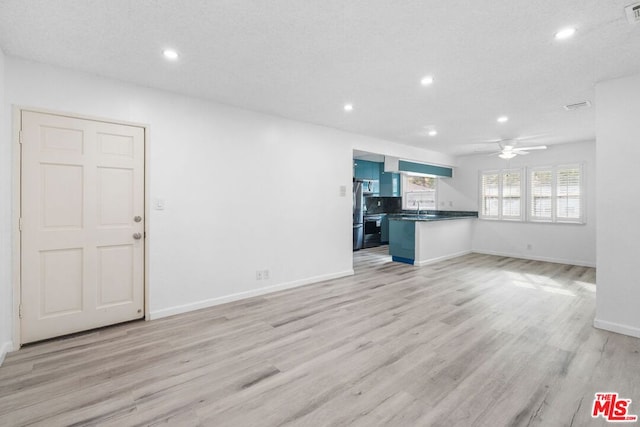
530,169 -> 553,220
502,170 -> 522,219
402,175 -> 437,210
529,164 -> 583,223
556,166 -> 582,220
480,169 -> 523,220
480,172 -> 499,218
481,164 -> 584,223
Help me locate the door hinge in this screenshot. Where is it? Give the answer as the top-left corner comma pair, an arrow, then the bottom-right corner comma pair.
19,304 -> 23,319
18,130 -> 23,144
19,218 -> 23,232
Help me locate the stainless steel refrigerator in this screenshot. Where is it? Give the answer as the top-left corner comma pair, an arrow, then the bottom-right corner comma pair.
353,180 -> 364,250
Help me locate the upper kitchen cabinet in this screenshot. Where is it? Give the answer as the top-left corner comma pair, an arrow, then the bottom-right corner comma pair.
353,159 -> 380,181
380,171 -> 400,196
384,157 -> 453,178
354,159 -> 400,196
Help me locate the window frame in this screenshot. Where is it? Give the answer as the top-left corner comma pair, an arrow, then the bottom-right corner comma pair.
527,163 -> 585,224
401,173 -> 438,211
478,168 -> 524,221
528,166 -> 554,222
479,163 -> 585,224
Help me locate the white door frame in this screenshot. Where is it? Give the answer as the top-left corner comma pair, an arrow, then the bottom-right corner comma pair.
11,106 -> 151,349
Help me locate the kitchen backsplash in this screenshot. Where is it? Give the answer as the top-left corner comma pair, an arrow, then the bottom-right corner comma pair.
365,197 -> 402,214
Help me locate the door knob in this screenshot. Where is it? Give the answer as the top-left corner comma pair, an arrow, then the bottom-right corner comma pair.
133,232 -> 142,240
134,216 -> 142,223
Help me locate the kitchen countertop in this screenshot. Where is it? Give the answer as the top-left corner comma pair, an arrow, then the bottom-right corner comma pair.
388,211 -> 478,222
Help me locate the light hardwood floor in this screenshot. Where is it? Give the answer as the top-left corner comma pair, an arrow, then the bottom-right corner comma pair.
1,248 -> 639,426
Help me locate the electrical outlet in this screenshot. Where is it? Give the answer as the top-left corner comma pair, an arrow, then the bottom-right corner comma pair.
449,201 -> 453,207
263,270 -> 270,280
256,270 -> 263,280
377,201 -> 381,206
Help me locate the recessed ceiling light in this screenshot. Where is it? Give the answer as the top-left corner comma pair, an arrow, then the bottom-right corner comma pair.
162,49 -> 179,60
497,116 -> 509,123
554,27 -> 576,40
420,76 -> 434,86
428,130 -> 438,136
344,104 -> 354,112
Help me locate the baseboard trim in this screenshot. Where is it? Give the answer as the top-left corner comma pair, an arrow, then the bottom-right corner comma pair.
149,269 -> 355,320
593,319 -> 640,339
391,256 -> 414,265
471,249 -> 595,268
414,250 -> 472,267
0,341 -> 13,366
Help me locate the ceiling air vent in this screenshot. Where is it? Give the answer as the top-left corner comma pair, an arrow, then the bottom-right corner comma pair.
563,101 -> 592,111
625,3 -> 640,24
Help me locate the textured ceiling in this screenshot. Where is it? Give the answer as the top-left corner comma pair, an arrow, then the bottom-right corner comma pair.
1,0 -> 639,155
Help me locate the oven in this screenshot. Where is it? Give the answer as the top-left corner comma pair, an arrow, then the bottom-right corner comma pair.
363,214 -> 382,248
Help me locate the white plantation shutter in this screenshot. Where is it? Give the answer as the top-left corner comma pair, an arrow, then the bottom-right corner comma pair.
530,168 -> 553,220
481,165 -> 584,223
480,172 -> 500,218
529,165 -> 584,223
480,170 -> 523,220
502,170 -> 522,219
556,165 -> 582,221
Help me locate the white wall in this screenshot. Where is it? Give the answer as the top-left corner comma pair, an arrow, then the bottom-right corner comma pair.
414,219 -> 473,266
0,47 -> 11,363
594,73 -> 640,338
439,141 -> 596,267
0,57 -> 454,351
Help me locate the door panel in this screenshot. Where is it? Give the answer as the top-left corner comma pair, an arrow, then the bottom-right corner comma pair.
98,167 -> 133,227
39,248 -> 84,317
41,163 -> 84,228
21,111 -> 145,344
97,244 -> 134,308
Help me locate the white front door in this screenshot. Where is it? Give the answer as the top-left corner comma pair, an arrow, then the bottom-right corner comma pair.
20,110 -> 145,344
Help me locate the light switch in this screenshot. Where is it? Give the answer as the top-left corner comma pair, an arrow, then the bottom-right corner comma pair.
339,185 -> 347,197
153,198 -> 165,210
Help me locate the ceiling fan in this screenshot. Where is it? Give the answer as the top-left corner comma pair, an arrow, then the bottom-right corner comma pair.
486,139 -> 547,159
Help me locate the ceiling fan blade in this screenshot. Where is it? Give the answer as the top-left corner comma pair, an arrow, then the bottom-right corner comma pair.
472,146 -> 499,153
517,145 -> 547,151
512,150 -> 530,155
470,134 -> 549,146
513,133 -> 549,141
469,140 -> 503,146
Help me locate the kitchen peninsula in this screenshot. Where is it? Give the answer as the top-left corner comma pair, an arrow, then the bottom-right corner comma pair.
388,211 -> 478,266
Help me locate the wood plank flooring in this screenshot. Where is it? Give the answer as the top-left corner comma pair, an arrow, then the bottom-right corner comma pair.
1,248 -> 639,426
